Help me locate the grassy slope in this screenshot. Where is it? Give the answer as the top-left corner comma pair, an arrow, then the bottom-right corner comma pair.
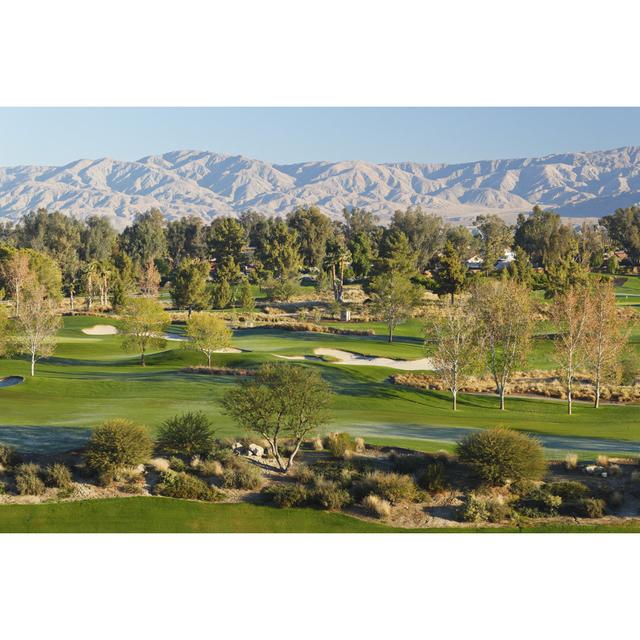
1,316 -> 639,449
1,498 -> 639,533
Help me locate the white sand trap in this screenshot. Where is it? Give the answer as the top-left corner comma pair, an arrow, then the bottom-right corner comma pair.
0,376 -> 24,388
163,332 -> 189,341
82,324 -> 119,336
314,348 -> 434,371
213,347 -> 242,353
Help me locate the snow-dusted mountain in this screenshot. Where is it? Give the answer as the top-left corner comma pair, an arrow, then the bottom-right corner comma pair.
2,147 -> 640,228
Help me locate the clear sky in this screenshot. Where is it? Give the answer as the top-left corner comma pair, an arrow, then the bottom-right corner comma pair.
1,107 -> 639,167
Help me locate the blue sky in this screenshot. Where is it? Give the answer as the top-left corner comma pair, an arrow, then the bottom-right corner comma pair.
1,107 -> 639,167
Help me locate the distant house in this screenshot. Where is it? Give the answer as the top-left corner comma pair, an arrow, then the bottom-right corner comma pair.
466,255 -> 484,270
495,249 -> 516,271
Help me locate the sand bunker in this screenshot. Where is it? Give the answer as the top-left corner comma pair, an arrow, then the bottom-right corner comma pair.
314,348 -> 433,370
0,376 -> 24,389
82,324 -> 119,336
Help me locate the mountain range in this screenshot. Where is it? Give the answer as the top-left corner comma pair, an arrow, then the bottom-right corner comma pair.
1,147 -> 640,229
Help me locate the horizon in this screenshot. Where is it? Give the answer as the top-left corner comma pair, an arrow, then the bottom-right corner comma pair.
1,107 -> 640,167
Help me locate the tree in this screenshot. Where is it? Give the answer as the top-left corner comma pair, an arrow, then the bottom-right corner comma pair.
0,305 -> 9,357
369,272 -> 421,342
156,411 -> 216,457
474,214 -> 513,272
507,247 -> 534,287
222,364 -> 332,473
600,206 -> 640,266
166,216 -> 207,268
550,286 -> 590,415
389,207 -> 445,270
12,283 -> 61,376
433,241 -> 467,303
254,219 -> 301,280
428,299 -> 481,410
171,259 -> 210,316
120,209 -> 167,266
206,217 -> 247,265
287,206 -> 333,270
471,279 -> 533,410
0,249 -> 32,314
85,419 -> 153,479
376,229 -> 418,276
584,279 -> 630,408
139,259 -> 161,297
348,231 -> 377,279
81,215 -> 117,263
238,282 -> 255,314
457,428 -> 546,486
323,236 -> 351,303
185,312 -> 232,367
120,297 -> 170,366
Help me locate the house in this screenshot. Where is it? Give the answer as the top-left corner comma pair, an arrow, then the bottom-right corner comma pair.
495,249 -> 516,271
466,255 -> 484,270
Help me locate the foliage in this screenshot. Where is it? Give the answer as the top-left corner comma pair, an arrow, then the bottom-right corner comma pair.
184,312 -> 232,367
222,363 -> 332,472
168,456 -> 186,472
308,478 -> 350,510
457,428 -> 546,486
432,241 -> 467,302
171,259 -> 210,313
0,443 -> 17,467
120,297 -> 170,366
155,471 -> 222,501
157,411 -> 216,457
324,432 -> 355,459
355,471 -> 417,504
262,482 -> 310,508
362,494 -> 392,519
85,419 -> 153,476
221,462 -> 264,490
15,463 -> 46,496
463,493 -> 511,523
415,462 -> 447,493
45,463 -> 73,489
368,271 -> 421,342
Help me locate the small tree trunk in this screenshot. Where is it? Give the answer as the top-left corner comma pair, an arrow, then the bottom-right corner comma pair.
284,438 -> 304,472
499,387 -> 506,411
31,352 -> 36,377
452,389 -> 457,411
141,351 -> 146,367
594,376 -> 601,409
207,352 -> 212,368
70,290 -> 75,315
567,384 -> 572,415
388,323 -> 393,343
450,292 -> 454,304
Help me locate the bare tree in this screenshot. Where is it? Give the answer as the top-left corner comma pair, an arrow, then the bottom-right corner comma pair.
584,279 -> 630,408
550,286 -> 590,415
12,283 -> 61,376
428,299 -> 481,411
471,279 -> 534,410
139,259 -> 161,297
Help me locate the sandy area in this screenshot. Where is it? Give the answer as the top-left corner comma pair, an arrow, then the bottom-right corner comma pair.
314,348 -> 434,370
82,324 -> 119,335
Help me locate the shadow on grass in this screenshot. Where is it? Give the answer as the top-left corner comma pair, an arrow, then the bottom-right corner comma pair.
0,425 -> 92,454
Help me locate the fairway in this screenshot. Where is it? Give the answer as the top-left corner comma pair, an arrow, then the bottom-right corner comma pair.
1,315 -> 640,457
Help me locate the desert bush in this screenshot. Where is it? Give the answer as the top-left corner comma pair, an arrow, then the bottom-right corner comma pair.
514,486 -> 562,517
199,459 -> 224,477
156,411 -> 216,457
324,432 -> 355,459
0,443 -> 17,467
546,481 -> 590,501
577,497 -> 606,519
155,471 -> 222,501
362,494 -> 391,519
463,494 -> 511,523
149,457 -> 170,473
311,437 -> 324,451
262,482 -> 309,508
355,471 -> 417,504
168,456 -> 186,472
391,453 -> 428,474
221,463 -> 264,490
457,428 -> 546,486
85,419 -> 153,477
416,462 -> 447,493
354,437 -> 365,453
45,463 -> 72,489
564,453 -> 578,470
15,463 -> 46,496
292,464 -> 317,485
309,478 -> 350,510
596,455 -> 609,468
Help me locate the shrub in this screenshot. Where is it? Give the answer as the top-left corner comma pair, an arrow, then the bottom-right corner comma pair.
199,459 -> 224,477
148,457 -> 170,473
262,482 -> 309,508
463,494 -> 511,523
85,419 -> 153,476
362,494 -> 391,519
596,455 -> 609,468
312,437 -> 324,451
391,453 -> 428,474
514,486 -> 562,517
222,463 -> 264,490
356,471 -> 417,504
155,471 -> 222,501
156,411 -> 216,457
578,498 -> 606,519
457,428 -> 546,486
416,462 -> 447,493
15,463 -> 46,496
45,463 -> 72,489
168,456 -> 186,472
324,432 -> 354,459
564,453 -> 578,470
0,443 -> 17,467
546,481 -> 590,501
309,478 -> 350,510
354,437 -> 365,453
292,464 -> 317,485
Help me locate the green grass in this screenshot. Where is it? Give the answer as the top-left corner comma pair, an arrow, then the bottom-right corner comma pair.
1,315 -> 640,456
1,498 -> 639,533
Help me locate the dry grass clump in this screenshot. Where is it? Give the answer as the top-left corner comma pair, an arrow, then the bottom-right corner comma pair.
596,455 -> 609,468
564,453 -> 578,470
357,471 -> 417,505
323,432 -> 355,459
199,459 -> 224,477
15,463 -> 46,496
221,461 -> 264,490
149,457 -> 170,473
45,463 -> 72,489
354,437 -> 365,453
362,494 -> 391,519
311,437 -> 324,451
